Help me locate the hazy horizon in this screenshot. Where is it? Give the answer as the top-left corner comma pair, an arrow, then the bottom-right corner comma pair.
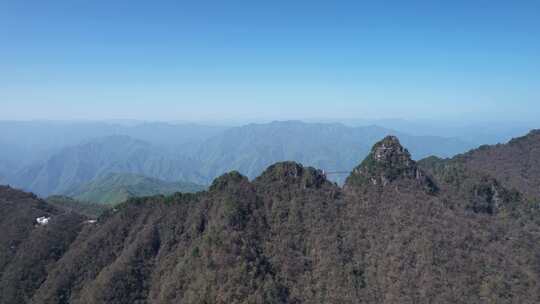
0,116 -> 538,128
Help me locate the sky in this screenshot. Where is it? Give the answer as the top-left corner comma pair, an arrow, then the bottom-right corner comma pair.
0,0 -> 539,122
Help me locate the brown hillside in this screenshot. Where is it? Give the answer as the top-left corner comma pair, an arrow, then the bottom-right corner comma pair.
1,134 -> 540,303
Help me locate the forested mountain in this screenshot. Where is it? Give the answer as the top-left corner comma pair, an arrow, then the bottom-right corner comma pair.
0,186 -> 85,304
64,172 -> 206,205
9,135 -> 206,196
0,121 -> 225,172
1,131 -> 539,303
4,121 -> 475,196
421,130 -> 540,201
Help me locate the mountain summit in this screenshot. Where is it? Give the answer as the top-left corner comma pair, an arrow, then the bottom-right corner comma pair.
345,136 -> 436,192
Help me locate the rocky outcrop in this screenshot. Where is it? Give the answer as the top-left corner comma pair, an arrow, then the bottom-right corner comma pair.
345,136 -> 437,193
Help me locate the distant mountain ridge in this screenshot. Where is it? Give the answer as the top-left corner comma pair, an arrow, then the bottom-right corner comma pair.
0,121 -> 226,171
194,120 -> 475,182
0,119 -> 533,176
4,121 -> 476,196
64,172 -> 206,205
9,135 -> 205,196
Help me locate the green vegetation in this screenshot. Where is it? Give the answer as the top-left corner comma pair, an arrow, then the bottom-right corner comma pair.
64,172 -> 206,205
46,195 -> 109,218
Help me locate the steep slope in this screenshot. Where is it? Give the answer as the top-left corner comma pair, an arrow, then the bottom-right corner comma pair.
196,121 -> 474,183
0,186 -> 85,304
419,129 -> 540,202
64,173 -> 206,205
1,134 -> 539,303
10,136 -> 205,197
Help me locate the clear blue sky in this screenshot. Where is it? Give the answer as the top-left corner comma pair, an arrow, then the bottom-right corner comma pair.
1,0 -> 539,122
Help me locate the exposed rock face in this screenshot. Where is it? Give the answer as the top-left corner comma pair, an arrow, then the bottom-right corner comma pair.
371,136 -> 412,164
345,136 -> 437,193
2,132 -> 540,303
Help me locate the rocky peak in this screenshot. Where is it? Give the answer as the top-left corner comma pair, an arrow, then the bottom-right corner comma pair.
345,136 -> 437,193
371,136 -> 413,165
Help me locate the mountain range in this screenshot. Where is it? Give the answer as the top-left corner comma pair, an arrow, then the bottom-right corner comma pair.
8,135 -> 206,196
0,121 -> 226,172
3,121 -> 478,197
1,129 -> 540,303
195,121 -> 474,181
